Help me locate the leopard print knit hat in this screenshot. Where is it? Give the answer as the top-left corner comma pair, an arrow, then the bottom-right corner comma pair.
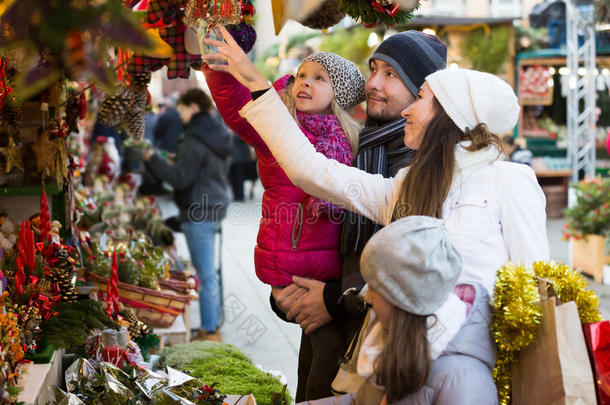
302,52 -> 366,111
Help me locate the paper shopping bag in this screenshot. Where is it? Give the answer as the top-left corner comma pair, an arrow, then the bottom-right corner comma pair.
512,281 -> 597,405
583,321 -> 610,404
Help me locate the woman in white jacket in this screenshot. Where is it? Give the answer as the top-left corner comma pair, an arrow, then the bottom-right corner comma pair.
203,27 -> 550,295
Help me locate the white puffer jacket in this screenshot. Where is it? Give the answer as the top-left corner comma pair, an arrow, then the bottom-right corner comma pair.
240,90 -> 550,292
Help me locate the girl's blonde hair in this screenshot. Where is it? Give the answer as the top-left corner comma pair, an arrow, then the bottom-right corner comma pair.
282,81 -> 361,155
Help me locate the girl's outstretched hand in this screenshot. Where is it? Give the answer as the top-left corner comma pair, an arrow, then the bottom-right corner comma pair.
202,25 -> 270,92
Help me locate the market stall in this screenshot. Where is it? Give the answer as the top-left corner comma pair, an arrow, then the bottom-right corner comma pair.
515,48 -> 610,217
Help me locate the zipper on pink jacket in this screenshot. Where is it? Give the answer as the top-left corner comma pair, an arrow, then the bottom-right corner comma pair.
292,203 -> 304,250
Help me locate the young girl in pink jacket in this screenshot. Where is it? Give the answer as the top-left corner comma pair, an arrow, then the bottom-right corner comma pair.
204,51 -> 365,400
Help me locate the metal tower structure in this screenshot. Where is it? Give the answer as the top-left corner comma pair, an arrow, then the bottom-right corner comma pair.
565,0 -> 597,184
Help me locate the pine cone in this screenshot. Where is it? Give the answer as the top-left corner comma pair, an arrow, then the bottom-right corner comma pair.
130,72 -> 151,90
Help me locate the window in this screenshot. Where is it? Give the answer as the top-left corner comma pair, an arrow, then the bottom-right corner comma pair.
490,0 -> 522,17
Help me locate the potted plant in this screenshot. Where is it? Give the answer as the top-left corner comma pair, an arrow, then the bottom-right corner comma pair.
563,177 -> 610,282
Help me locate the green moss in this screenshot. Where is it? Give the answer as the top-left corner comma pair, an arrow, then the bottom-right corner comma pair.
160,341 -> 292,405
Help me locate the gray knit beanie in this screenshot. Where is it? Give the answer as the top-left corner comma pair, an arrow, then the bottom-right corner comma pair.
370,30 -> 447,97
303,52 -> 366,110
360,216 -> 462,315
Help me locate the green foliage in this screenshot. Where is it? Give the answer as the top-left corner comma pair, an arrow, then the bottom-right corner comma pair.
320,28 -> 373,72
461,26 -> 510,74
160,341 -> 292,405
338,0 -> 415,27
39,300 -> 119,350
134,333 -> 160,362
563,177 -> 610,240
514,25 -> 548,53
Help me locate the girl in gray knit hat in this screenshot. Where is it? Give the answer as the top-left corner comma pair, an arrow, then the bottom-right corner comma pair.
203,31 -> 366,401
351,216 -> 497,405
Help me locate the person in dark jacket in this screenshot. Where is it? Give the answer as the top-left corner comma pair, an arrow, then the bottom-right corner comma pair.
143,88 -> 232,339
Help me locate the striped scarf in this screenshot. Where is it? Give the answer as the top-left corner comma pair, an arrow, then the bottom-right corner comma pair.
340,118 -> 416,255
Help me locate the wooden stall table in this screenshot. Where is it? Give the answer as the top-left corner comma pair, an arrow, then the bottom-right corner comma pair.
535,169 -> 572,218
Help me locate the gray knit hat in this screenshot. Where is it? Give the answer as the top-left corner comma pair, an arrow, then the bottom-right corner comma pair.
370,30 -> 447,97
360,216 -> 462,316
303,52 -> 366,110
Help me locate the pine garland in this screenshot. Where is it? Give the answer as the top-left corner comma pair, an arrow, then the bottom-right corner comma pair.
338,0 -> 415,27
491,261 -> 602,405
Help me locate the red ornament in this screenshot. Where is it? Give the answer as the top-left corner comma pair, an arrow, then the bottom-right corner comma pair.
106,252 -> 120,318
14,255 -> 25,295
78,92 -> 87,120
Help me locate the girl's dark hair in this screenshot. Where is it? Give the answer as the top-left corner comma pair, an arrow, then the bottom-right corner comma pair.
392,97 -> 503,219
177,88 -> 212,114
375,310 -> 431,402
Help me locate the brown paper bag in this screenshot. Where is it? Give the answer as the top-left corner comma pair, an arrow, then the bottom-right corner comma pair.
512,280 -> 597,405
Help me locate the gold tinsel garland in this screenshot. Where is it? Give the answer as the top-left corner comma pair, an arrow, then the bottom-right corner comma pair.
491,261 -> 602,405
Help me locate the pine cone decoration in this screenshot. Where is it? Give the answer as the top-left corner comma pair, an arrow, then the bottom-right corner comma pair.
98,89 -> 133,127
125,308 -> 147,339
130,72 -> 152,90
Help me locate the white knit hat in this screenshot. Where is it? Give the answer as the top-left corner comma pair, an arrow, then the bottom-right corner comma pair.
426,68 -> 520,135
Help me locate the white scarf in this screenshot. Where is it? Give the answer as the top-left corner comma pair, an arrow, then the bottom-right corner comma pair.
356,292 -> 468,382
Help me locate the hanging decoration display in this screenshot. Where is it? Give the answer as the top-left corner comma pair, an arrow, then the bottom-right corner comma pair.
491,261 -> 602,405
0,0 -> 152,99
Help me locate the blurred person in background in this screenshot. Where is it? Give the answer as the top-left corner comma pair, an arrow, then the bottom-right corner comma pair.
142,88 -> 232,341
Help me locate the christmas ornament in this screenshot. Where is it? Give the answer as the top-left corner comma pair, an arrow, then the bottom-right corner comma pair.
142,28 -> 175,58
0,0 -> 152,99
225,22 -> 257,54
0,136 -> 23,173
106,252 -> 120,318
46,245 -> 78,303
300,0 -> 345,30
183,0 -> 241,28
337,0 -> 417,28
129,25 -> 202,79
146,0 -> 186,27
32,132 -> 57,176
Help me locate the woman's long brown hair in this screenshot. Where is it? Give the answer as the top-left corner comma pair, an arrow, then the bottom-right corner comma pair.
375,310 -> 431,402
392,97 -> 503,219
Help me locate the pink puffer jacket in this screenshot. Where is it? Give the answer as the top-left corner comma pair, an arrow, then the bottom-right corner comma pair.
204,69 -> 353,286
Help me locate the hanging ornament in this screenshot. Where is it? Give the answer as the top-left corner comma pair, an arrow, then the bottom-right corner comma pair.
129,24 -> 202,79
78,92 -> 87,120
183,0 -> 241,28
146,0 -> 186,27
32,132 -> 57,177
337,0 -> 417,28
141,28 -> 174,58
299,0 -> 345,30
0,136 -> 23,173
225,22 -> 257,53
271,0 -> 327,34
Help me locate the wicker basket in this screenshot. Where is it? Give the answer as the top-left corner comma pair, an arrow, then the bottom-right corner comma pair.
88,273 -> 190,328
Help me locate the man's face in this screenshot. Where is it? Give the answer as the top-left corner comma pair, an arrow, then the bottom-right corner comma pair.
365,59 -> 415,123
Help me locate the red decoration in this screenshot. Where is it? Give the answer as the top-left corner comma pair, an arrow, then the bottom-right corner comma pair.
78,92 -> 87,120
583,321 -> 610,404
39,189 -> 51,243
0,58 -> 13,114
14,255 -> 25,295
106,252 -> 120,318
16,220 -> 36,290
369,0 -> 400,16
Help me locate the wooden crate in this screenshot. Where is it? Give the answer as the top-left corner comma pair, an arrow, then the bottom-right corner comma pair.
572,235 -> 610,283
